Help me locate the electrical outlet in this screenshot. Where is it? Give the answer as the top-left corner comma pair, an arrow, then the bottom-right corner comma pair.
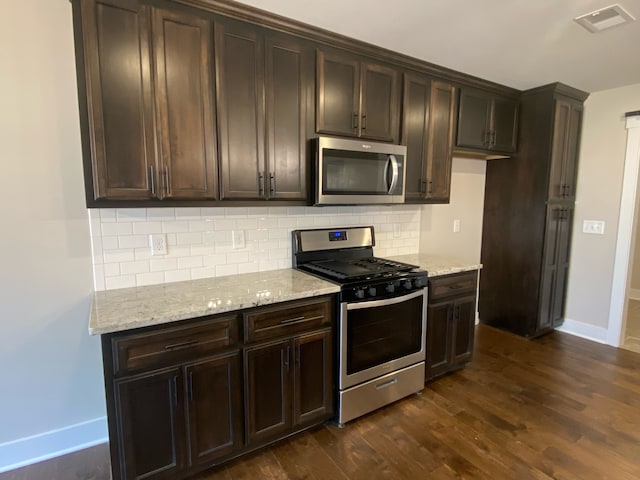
453,219 -> 461,233
149,234 -> 167,255
232,230 -> 246,249
583,220 -> 605,235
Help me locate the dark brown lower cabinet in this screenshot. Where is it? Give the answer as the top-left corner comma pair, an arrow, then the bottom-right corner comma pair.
102,296 -> 334,480
245,328 -> 333,446
113,352 -> 242,480
426,271 -> 478,381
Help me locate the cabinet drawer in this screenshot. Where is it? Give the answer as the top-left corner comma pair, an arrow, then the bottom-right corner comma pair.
244,297 -> 332,343
429,271 -> 478,301
112,315 -> 238,375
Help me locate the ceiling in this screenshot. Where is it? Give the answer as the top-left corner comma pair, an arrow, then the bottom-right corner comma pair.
234,0 -> 640,93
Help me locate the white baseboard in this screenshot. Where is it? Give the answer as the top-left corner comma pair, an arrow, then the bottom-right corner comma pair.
628,288 -> 640,301
556,318 -> 609,345
0,417 -> 108,473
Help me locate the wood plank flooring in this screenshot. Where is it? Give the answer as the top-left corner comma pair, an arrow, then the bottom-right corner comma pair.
3,324 -> 639,480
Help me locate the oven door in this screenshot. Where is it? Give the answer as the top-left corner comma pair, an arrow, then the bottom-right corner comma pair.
339,288 -> 427,390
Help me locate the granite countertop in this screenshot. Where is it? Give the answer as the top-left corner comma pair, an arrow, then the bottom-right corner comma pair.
387,254 -> 482,277
89,269 -> 340,335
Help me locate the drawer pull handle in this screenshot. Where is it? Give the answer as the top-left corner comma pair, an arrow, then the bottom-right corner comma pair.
164,340 -> 198,351
280,316 -> 306,325
375,378 -> 398,390
448,284 -> 466,290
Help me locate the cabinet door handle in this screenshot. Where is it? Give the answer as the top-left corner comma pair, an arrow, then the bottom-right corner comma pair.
491,130 -> 497,147
352,112 -> 359,130
164,340 -> 198,350
269,173 -> 275,195
284,345 -> 290,371
258,172 -> 264,197
188,371 -> 193,402
420,179 -> 427,194
361,113 -> 367,131
295,344 -> 301,368
172,376 -> 178,407
164,166 -> 171,196
148,165 -> 156,196
427,180 -> 433,194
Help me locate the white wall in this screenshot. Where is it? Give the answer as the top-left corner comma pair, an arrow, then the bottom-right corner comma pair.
562,83 -> 640,340
420,157 -> 486,261
0,0 -> 106,471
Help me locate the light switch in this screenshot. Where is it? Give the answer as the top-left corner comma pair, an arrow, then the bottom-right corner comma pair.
583,220 -> 605,235
453,219 -> 461,233
232,230 -> 246,249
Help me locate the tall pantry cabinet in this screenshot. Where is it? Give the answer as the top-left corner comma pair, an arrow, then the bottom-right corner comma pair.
479,83 -> 589,338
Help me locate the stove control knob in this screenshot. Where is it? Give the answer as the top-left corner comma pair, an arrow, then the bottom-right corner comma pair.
385,283 -> 395,293
413,277 -> 425,288
368,287 -> 377,297
403,280 -> 413,290
354,289 -> 365,299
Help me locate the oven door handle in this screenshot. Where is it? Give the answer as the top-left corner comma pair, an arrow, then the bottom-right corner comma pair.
346,288 -> 425,310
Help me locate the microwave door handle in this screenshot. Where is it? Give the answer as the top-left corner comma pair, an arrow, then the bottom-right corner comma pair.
387,155 -> 399,194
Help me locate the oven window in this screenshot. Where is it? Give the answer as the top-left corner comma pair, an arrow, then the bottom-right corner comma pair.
346,295 -> 423,374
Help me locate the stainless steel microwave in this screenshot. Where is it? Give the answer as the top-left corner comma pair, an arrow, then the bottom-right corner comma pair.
314,136 -> 407,205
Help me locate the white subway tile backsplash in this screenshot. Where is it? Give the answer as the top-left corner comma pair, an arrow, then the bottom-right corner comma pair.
132,222 -> 162,235
90,205 -> 421,291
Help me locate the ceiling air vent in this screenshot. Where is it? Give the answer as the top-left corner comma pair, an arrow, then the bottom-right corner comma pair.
574,4 -> 635,33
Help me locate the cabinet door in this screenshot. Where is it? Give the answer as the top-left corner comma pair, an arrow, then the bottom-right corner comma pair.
152,8 -> 217,199
79,0 -> 156,201
551,207 -> 573,328
115,369 -> 185,480
451,296 -> 476,366
216,19 -> 266,200
456,89 -> 491,150
425,81 -> 456,202
549,100 -> 583,202
293,329 -> 333,427
185,352 -> 242,467
401,73 -> 430,201
360,62 -> 399,142
425,301 -> 453,380
539,206 -> 573,332
490,97 -> 519,152
265,33 -> 313,201
244,339 -> 292,444
316,50 -> 360,137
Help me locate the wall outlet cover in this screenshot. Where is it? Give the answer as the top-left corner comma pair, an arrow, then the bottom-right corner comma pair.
149,234 -> 167,255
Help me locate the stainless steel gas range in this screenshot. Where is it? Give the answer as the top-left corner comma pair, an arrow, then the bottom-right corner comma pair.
292,226 -> 427,426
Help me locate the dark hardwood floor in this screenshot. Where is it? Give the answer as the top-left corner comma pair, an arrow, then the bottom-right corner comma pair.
3,324 -> 639,480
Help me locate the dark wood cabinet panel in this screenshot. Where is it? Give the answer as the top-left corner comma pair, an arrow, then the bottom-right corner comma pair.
426,271 -> 477,381
316,50 -> 360,137
265,34 -> 313,200
549,100 -> 583,202
78,0 -> 156,200
152,8 -> 217,200
114,369 -> 185,480
360,63 -> 399,142
316,49 -> 399,142
456,88 -> 518,153
244,339 -> 292,444
479,83 -> 587,338
215,19 -> 265,200
401,75 -> 455,203
293,328 -> 333,427
185,353 -> 243,466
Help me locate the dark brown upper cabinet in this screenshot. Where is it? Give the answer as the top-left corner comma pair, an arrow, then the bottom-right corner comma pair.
152,8 -> 218,200
215,19 -> 313,201
402,73 -> 456,203
548,99 -> 583,203
456,88 -> 519,153
75,0 -> 217,203
316,49 -> 400,142
75,0 -> 157,201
